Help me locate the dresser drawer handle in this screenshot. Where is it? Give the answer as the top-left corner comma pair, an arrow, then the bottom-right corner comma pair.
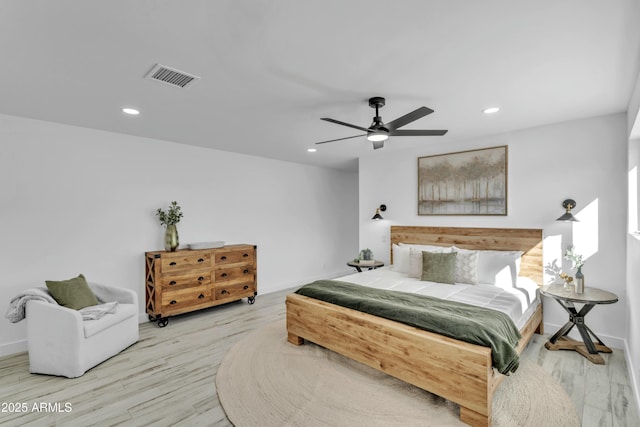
198,276 -> 205,281
169,262 -> 177,266
243,253 -> 249,257
243,285 -> 249,290
221,273 -> 228,278
169,281 -> 177,286
198,258 -> 204,263
198,293 -> 205,299
221,289 -> 228,295
243,269 -> 249,274
170,300 -> 177,305
220,256 -> 227,261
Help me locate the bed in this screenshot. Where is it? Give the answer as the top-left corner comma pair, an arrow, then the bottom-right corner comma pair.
286,226 -> 544,427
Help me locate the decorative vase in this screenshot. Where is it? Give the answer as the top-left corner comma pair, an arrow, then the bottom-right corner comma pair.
164,224 -> 179,252
575,266 -> 584,294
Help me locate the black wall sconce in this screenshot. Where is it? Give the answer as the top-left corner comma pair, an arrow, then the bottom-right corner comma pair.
372,204 -> 387,220
557,199 -> 579,222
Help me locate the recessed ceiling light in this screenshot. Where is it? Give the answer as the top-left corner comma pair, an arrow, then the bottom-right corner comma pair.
482,107 -> 500,114
122,108 -> 140,115
307,148 -> 317,153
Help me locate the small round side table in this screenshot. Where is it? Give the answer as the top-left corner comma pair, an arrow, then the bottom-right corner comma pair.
346,260 -> 384,273
539,284 -> 618,365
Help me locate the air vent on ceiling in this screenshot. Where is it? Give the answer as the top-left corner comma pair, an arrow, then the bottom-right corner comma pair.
145,64 -> 200,89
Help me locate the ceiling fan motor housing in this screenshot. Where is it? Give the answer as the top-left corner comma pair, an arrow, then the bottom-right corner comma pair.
370,116 -> 388,131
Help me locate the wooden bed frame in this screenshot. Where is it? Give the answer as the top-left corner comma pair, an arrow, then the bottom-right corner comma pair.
286,226 -> 544,427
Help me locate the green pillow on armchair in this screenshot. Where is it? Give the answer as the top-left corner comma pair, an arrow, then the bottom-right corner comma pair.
45,274 -> 99,310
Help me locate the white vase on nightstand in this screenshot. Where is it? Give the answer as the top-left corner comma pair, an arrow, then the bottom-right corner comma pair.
575,267 -> 584,294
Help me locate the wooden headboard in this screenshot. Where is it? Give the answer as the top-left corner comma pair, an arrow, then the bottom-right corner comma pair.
390,226 -> 543,285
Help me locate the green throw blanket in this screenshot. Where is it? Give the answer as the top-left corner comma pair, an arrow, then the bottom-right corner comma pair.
295,280 -> 522,374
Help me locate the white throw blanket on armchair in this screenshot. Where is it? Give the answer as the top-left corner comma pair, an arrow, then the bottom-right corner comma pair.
5,287 -> 118,323
5,287 -> 57,323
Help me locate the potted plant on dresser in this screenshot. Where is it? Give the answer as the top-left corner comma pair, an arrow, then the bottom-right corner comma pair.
156,201 -> 183,252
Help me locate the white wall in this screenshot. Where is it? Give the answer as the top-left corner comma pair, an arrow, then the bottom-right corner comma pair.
359,113 -> 628,347
627,136 -> 640,409
626,60 -> 640,409
0,113 -> 359,356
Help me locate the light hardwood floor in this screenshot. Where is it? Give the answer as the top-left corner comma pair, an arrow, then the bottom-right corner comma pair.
1,288 -> 638,426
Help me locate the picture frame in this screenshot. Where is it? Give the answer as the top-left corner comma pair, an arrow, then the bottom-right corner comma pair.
418,145 -> 507,215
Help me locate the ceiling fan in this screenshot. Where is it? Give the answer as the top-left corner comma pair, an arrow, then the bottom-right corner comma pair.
316,97 -> 448,150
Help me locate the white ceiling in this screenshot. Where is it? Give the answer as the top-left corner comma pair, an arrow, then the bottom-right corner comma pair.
1,0 -> 639,171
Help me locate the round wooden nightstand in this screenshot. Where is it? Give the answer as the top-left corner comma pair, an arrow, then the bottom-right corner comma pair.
346,260 -> 384,273
540,284 -> 618,364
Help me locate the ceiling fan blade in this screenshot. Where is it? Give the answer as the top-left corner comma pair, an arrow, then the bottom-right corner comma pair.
389,129 -> 448,136
321,118 -> 370,133
372,140 -> 384,150
385,107 -> 434,131
315,134 -> 366,145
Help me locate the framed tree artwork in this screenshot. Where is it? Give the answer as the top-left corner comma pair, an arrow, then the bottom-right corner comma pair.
418,145 -> 507,215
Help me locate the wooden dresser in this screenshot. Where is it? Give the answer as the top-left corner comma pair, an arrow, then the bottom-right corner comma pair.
145,244 -> 257,327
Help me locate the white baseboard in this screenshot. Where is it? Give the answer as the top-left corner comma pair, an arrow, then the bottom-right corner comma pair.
267,269 -> 355,292
0,340 -> 27,358
624,340 -> 640,421
243,270 -> 355,297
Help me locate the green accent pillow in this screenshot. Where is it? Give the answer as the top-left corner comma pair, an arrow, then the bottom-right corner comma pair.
45,274 -> 99,310
421,251 -> 457,284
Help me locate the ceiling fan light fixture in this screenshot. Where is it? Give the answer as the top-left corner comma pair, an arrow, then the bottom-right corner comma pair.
367,130 -> 389,142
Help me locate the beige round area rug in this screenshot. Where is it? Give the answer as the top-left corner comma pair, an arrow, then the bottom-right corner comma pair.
216,320 -> 580,427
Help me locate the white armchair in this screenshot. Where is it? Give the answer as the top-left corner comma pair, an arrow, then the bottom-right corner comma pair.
26,282 -> 139,378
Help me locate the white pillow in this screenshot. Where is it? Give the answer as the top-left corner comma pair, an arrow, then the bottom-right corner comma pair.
479,251 -> 522,286
408,246 -> 452,278
392,244 -> 411,274
454,246 -> 523,286
454,250 -> 479,285
399,243 -> 453,252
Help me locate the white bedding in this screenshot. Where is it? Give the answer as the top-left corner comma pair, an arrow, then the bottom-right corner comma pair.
335,266 -> 540,330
